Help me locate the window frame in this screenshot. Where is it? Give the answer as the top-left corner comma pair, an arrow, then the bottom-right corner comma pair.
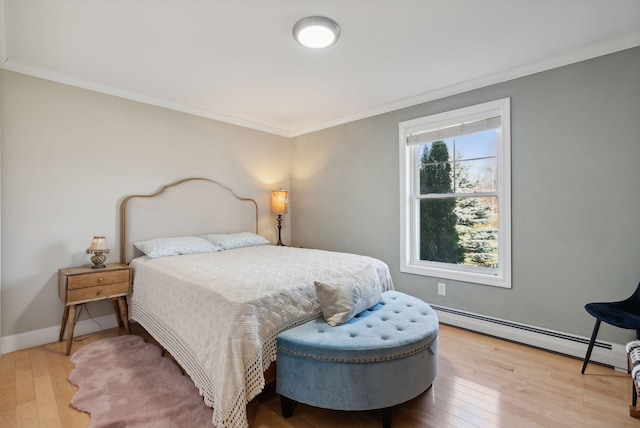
399,98 -> 511,288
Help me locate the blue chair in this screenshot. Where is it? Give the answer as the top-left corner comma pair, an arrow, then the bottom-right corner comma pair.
582,283 -> 640,374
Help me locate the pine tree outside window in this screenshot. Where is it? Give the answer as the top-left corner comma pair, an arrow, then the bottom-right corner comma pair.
399,98 -> 511,288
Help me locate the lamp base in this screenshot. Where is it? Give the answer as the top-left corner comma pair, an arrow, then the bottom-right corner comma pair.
276,214 -> 285,246
90,252 -> 107,269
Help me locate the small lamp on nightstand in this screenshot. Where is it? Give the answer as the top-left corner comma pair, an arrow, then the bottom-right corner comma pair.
87,236 -> 110,269
271,189 -> 289,246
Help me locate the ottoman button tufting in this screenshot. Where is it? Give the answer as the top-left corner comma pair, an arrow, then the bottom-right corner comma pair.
276,290 -> 438,428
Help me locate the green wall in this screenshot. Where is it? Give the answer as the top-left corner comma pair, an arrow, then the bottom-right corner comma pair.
291,47 -> 640,344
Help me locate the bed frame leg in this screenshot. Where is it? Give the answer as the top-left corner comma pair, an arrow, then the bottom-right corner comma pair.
280,395 -> 296,418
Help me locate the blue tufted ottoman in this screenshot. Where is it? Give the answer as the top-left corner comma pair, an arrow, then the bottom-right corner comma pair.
276,290 -> 438,427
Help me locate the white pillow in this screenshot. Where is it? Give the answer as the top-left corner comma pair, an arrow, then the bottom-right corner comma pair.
314,264 -> 383,327
199,232 -> 269,250
134,236 -> 222,258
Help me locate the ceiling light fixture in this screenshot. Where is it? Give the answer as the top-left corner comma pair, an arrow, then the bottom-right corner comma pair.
293,16 -> 340,49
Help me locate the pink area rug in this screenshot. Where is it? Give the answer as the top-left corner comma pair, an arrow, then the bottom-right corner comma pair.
68,334 -> 214,427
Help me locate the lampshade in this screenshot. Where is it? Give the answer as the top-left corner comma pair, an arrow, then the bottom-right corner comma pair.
87,236 -> 109,252
293,16 -> 340,49
271,190 -> 289,214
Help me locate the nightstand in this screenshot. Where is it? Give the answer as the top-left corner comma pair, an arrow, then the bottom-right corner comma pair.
58,263 -> 132,355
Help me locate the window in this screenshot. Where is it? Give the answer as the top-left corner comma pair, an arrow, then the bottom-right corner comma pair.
399,98 -> 511,288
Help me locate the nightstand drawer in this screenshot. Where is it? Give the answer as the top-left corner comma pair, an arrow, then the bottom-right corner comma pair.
68,270 -> 129,289
66,281 -> 130,303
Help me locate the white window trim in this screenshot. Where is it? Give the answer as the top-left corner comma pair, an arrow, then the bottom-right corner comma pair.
399,98 -> 511,288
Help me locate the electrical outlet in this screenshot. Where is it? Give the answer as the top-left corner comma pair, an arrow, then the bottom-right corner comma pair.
438,282 -> 446,296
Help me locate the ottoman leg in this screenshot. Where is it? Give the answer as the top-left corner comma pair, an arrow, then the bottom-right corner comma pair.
281,395 -> 297,418
382,407 -> 392,428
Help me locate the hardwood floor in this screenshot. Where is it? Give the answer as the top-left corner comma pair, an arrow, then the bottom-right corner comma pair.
1,323 -> 639,427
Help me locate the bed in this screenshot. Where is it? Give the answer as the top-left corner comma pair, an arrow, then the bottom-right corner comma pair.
120,178 -> 394,428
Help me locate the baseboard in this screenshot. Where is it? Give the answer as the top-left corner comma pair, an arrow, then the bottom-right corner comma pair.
0,304 -> 628,371
0,313 -> 120,355
432,304 -> 628,371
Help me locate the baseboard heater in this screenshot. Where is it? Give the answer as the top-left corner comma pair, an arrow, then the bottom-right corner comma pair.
430,304 -> 628,371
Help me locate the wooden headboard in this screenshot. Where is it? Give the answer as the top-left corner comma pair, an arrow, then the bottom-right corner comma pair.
120,178 -> 258,264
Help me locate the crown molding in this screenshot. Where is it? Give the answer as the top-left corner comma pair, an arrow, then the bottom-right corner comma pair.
288,33 -> 640,137
0,60 -> 291,137
2,32 -> 638,139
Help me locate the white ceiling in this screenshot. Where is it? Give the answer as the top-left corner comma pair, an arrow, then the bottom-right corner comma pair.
2,0 -> 639,137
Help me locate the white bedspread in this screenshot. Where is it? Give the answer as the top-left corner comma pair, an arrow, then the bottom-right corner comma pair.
129,245 -> 394,428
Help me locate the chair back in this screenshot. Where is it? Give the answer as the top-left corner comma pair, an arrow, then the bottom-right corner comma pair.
631,282 -> 640,304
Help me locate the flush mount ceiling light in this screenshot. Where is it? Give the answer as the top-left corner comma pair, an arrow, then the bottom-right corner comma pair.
293,16 -> 341,49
